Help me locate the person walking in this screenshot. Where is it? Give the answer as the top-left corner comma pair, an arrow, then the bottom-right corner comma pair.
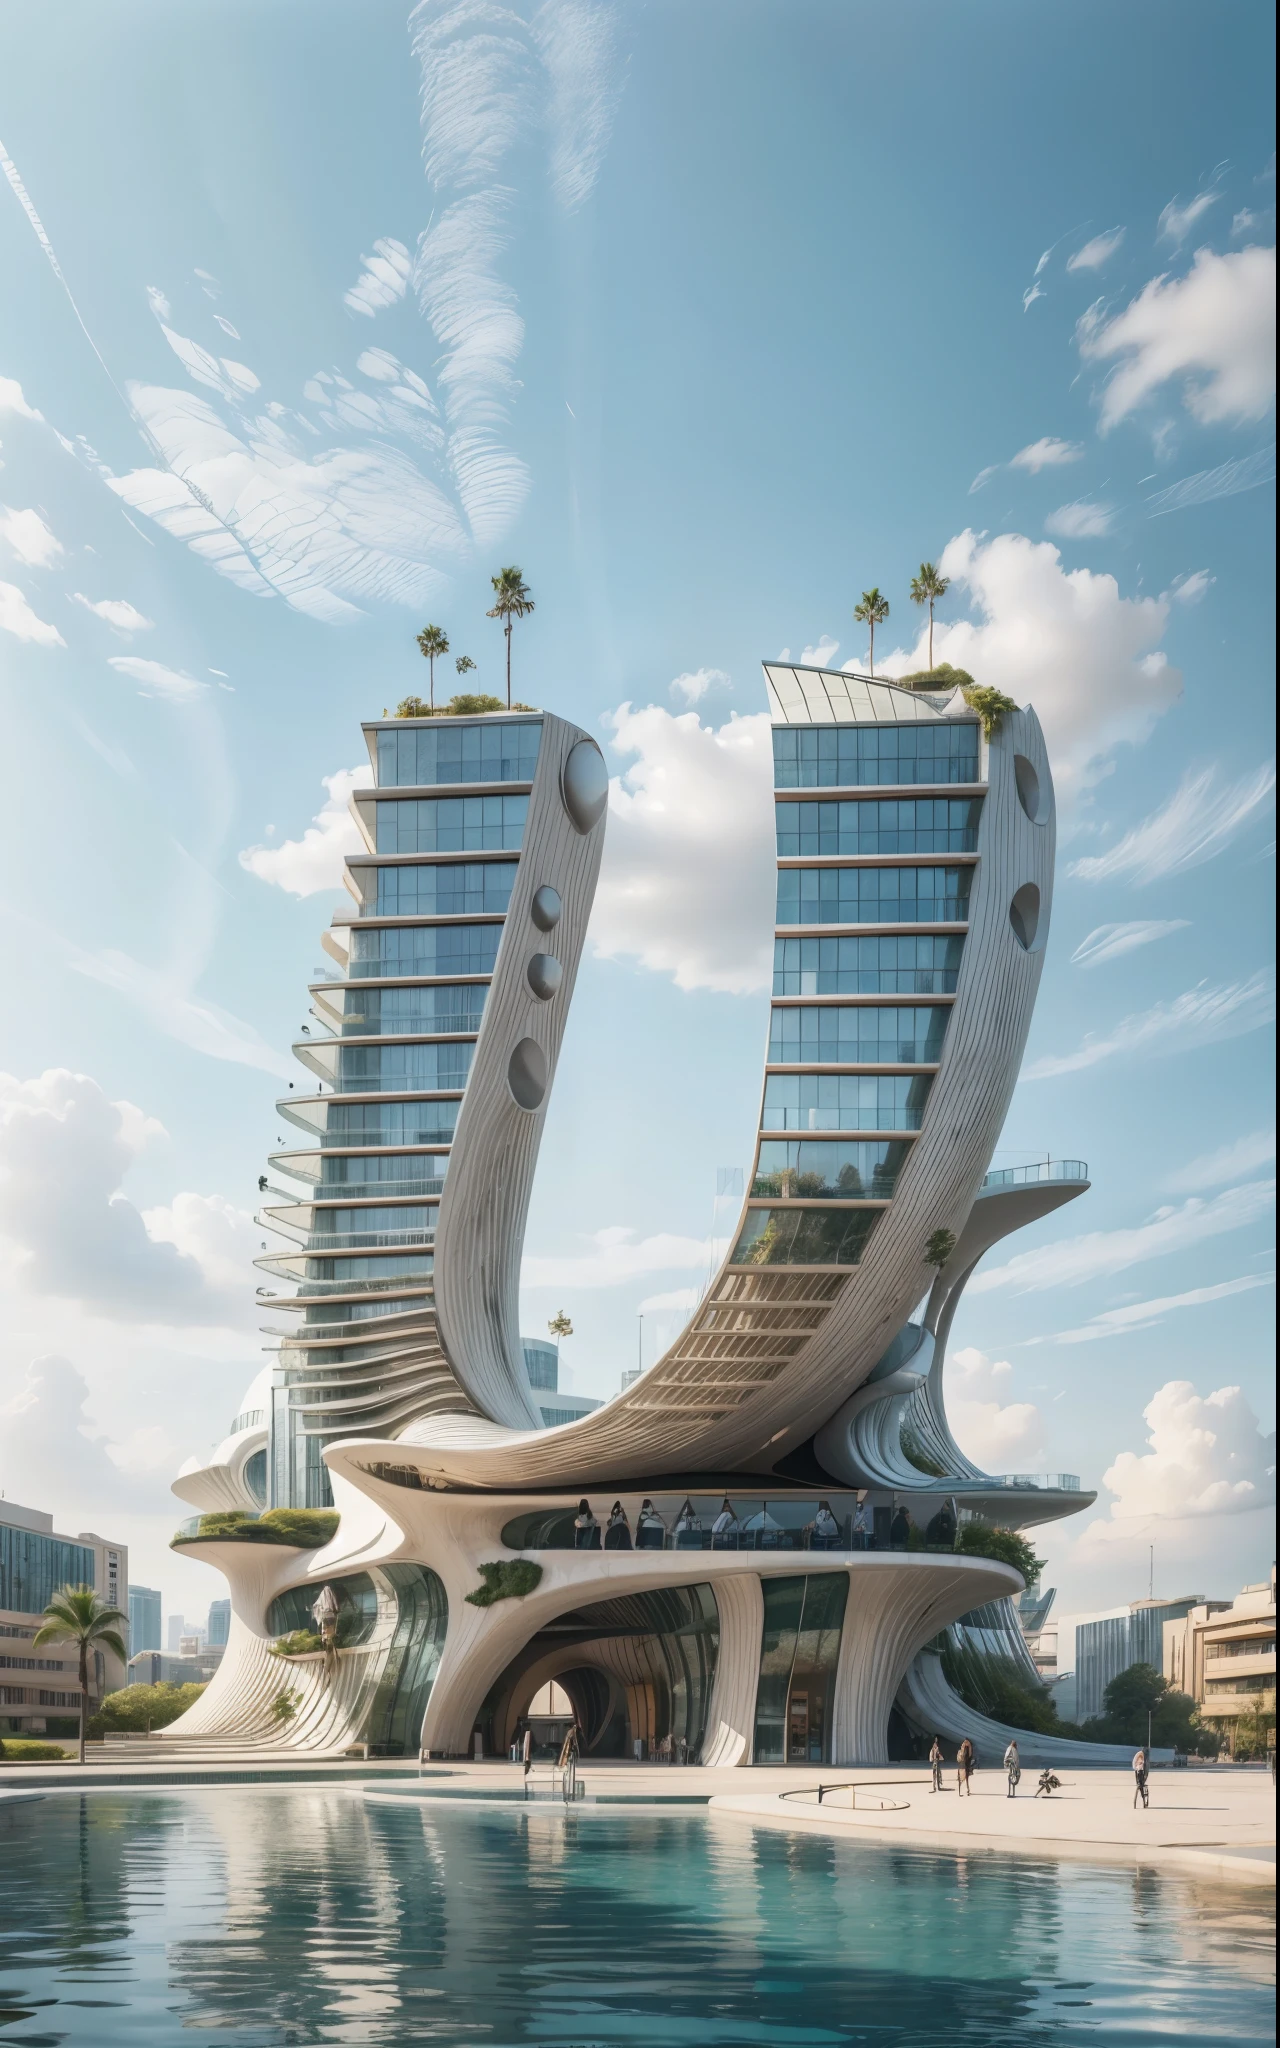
929,1737 -> 944,1793
957,1737 -> 975,1796
889,1503 -> 912,1551
521,1726 -> 533,1779
1132,1747 -> 1150,1809
1003,1739 -> 1021,1797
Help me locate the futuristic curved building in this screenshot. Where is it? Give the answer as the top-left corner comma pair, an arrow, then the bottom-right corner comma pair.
171,667 -> 1111,1766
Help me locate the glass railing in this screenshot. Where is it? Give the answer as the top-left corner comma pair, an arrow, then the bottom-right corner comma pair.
305,1228 -> 437,1251
315,1179 -> 446,1202
995,1473 -> 1082,1491
981,1161 -> 1088,1190
502,1497 -> 881,1553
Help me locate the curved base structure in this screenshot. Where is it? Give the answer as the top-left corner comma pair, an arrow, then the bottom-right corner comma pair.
898,1651 -> 1169,1769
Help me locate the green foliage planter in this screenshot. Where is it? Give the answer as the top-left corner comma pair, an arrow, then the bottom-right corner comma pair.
0,1739 -> 73,1762
960,685 -> 1019,738
87,1681 -> 206,1738
269,1631 -> 325,1659
953,1520 -> 1046,1585
896,662 -> 976,692
465,1560 -> 543,1608
172,1509 -> 340,1550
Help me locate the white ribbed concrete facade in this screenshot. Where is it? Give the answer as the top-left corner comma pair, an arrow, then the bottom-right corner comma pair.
169,670 -> 1103,1767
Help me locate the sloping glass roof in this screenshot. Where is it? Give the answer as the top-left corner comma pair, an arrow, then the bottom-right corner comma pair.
764,664 -> 967,726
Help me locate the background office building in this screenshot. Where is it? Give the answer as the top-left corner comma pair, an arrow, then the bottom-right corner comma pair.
1068,1597 -> 1205,1722
1165,1571 -> 1276,1754
129,1585 -> 162,1654
1,1501 -> 128,1738
207,1599 -> 231,1648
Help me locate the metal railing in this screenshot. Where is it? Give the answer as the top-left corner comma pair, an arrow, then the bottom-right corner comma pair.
981,1160 -> 1088,1190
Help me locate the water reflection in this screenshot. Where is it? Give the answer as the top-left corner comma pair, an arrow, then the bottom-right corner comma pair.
0,1791 -> 1272,2045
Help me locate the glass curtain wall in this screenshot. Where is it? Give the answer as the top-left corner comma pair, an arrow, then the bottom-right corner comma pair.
754,1574 -> 849,1764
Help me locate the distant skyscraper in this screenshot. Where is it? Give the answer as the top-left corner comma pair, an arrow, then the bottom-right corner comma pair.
166,1613 -> 185,1652
128,1585 -> 161,1653
207,1598 -> 231,1647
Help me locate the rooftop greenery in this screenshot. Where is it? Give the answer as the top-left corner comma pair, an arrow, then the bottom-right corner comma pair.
172,1508 -> 340,1550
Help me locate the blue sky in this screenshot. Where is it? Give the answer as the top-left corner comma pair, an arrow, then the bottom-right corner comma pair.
0,0 -> 1273,1626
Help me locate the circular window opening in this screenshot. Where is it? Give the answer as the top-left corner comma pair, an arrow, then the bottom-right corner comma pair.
1014,754 -> 1045,824
561,740 -> 609,834
527,953 -> 562,1001
1009,882 -> 1041,950
531,884 -> 562,931
508,1037 -> 548,1111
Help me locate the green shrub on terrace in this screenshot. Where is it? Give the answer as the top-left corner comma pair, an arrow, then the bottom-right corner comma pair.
465,1560 -> 544,1607
953,1520 -> 1046,1585
269,1631 -> 325,1658
172,1508 -> 339,1549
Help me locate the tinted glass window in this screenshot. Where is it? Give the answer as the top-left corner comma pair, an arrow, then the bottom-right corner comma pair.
375,795 -> 528,852
761,1073 -> 933,1131
777,866 -> 972,925
349,922 -> 502,979
776,797 -> 981,854
376,721 -> 541,787
372,862 -> 516,919
773,723 -> 979,788
773,933 -> 964,994
769,1005 -> 949,1062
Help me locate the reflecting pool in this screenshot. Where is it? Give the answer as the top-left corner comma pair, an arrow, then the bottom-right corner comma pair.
0,1791 -> 1273,2045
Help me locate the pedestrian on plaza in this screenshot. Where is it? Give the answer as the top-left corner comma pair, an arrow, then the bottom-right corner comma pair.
1003,1739 -> 1021,1797
522,1727 -> 533,1778
1132,1747 -> 1150,1809
957,1737 -> 976,1795
635,1498 -> 667,1550
929,1736 -> 944,1793
603,1500 -> 633,1550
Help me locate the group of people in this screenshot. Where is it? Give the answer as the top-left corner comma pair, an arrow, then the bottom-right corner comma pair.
926,1736 -> 1156,1806
570,1495 -> 869,1551
887,1500 -> 957,1550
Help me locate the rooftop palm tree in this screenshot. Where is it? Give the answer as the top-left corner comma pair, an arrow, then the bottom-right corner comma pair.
853,587 -> 890,676
908,563 -> 950,671
34,1585 -> 128,1764
416,624 -> 449,709
486,567 -> 535,708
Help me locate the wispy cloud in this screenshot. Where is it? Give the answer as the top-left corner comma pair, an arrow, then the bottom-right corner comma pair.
1044,498 -> 1114,539
68,949 -> 293,1080
1070,920 -> 1189,969
71,593 -> 154,632
1145,443 -> 1275,516
1168,568 -> 1214,603
1,504 -> 62,566
1080,246 -> 1276,431
1067,227 -> 1126,272
1157,168 -> 1226,246
1023,972 -> 1275,1080
0,579 -> 64,645
521,1225 -> 712,1290
107,654 -> 205,702
1165,1128 -> 1276,1193
240,766 -> 372,896
971,1178 -> 1276,1294
1010,437 -> 1083,473
968,465 -> 999,494
1036,1273 -> 1275,1344
669,667 -> 729,707
800,636 -> 839,666
1067,763 -> 1276,883
0,373 -> 43,421
343,238 -> 413,317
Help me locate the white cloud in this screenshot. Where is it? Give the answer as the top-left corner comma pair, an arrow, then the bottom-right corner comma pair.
146,285 -> 171,321
1070,921 -> 1190,969
239,765 -> 372,896
1091,1380 -> 1275,1524
71,592 -> 154,632
1157,178 -> 1224,247
66,949 -> 294,1081
1039,1273 -> 1275,1345
1066,763 -> 1276,883
800,636 -> 840,666
1044,497 -> 1114,539
635,1285 -> 701,1314
1168,568 -> 1214,603
1067,228 -> 1126,273
1022,972 -> 1274,1080
946,1347 -> 1044,1469
533,0 -> 623,213
970,1178 -> 1276,1295
521,1225 -> 713,1291
589,703 -> 775,994
1231,209 -> 1260,238
669,666 -> 729,707
1,504 -> 62,566
0,579 -> 64,645
0,1356 -> 141,1510
1165,1128 -> 1276,1193
1145,443 -> 1275,516
107,654 -> 205,701
1080,246 -> 1276,430
142,1191 -> 262,1302
1010,437 -> 1084,473
343,237 -> 413,317
0,373 -> 43,420
878,529 -> 1182,800
968,465 -> 999,494
0,1069 -> 253,1325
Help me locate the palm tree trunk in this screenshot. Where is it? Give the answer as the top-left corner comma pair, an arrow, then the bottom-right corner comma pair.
928,604 -> 934,671
429,654 -> 435,710
506,621 -> 512,708
868,622 -> 875,677
78,1641 -> 87,1765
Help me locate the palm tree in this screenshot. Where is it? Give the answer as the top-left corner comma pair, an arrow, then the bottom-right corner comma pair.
908,563 -> 950,671
416,624 -> 449,710
853,587 -> 890,676
454,655 -> 476,678
34,1585 -> 128,1764
486,567 -> 535,708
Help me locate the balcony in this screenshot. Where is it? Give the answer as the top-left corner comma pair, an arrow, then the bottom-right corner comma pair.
981,1161 -> 1088,1191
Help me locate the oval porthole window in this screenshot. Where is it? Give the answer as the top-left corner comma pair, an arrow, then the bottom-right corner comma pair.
1014,754 -> 1044,824
1009,882 -> 1041,950
508,1037 -> 548,1111
561,740 -> 608,834
531,884 -> 562,931
527,953 -> 562,1001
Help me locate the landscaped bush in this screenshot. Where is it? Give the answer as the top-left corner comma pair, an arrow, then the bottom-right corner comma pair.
393,692 -> 538,718
0,1739 -> 72,1761
896,661 -> 976,692
465,1560 -> 544,1608
173,1509 -> 339,1549
269,1631 -> 325,1658
86,1682 -> 207,1738
960,684 -> 1019,738
953,1520 -> 1045,1585
1078,1662 -> 1219,1754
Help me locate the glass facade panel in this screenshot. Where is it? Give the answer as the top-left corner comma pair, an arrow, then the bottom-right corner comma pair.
375,720 -> 541,788
349,923 -> 502,979
753,1138 -> 913,1199
774,933 -> 964,995
769,1005 -> 949,1062
310,1204 -> 437,1238
753,1573 -> 848,1764
335,1043 -> 474,1093
318,1101 -> 461,1146
0,1525 -> 96,1613
776,797 -> 982,855
365,1565 -> 449,1755
777,865 -> 972,925
319,1154 -> 449,1193
371,862 -> 516,919
336,984 -> 488,1037
375,794 -> 528,853
731,1208 -> 880,1266
267,1572 -> 379,1647
303,1253 -> 435,1282
773,722 -> 980,789
762,1073 -> 933,1131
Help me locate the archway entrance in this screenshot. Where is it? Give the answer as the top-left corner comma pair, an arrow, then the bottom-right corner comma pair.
479,1585 -> 719,1761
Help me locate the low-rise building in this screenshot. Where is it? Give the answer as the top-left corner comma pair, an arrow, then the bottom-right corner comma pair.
0,1501 -> 128,1738
1164,1570 -> 1276,1755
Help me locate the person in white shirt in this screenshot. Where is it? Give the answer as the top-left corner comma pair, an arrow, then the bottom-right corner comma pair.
1003,1739 -> 1021,1797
